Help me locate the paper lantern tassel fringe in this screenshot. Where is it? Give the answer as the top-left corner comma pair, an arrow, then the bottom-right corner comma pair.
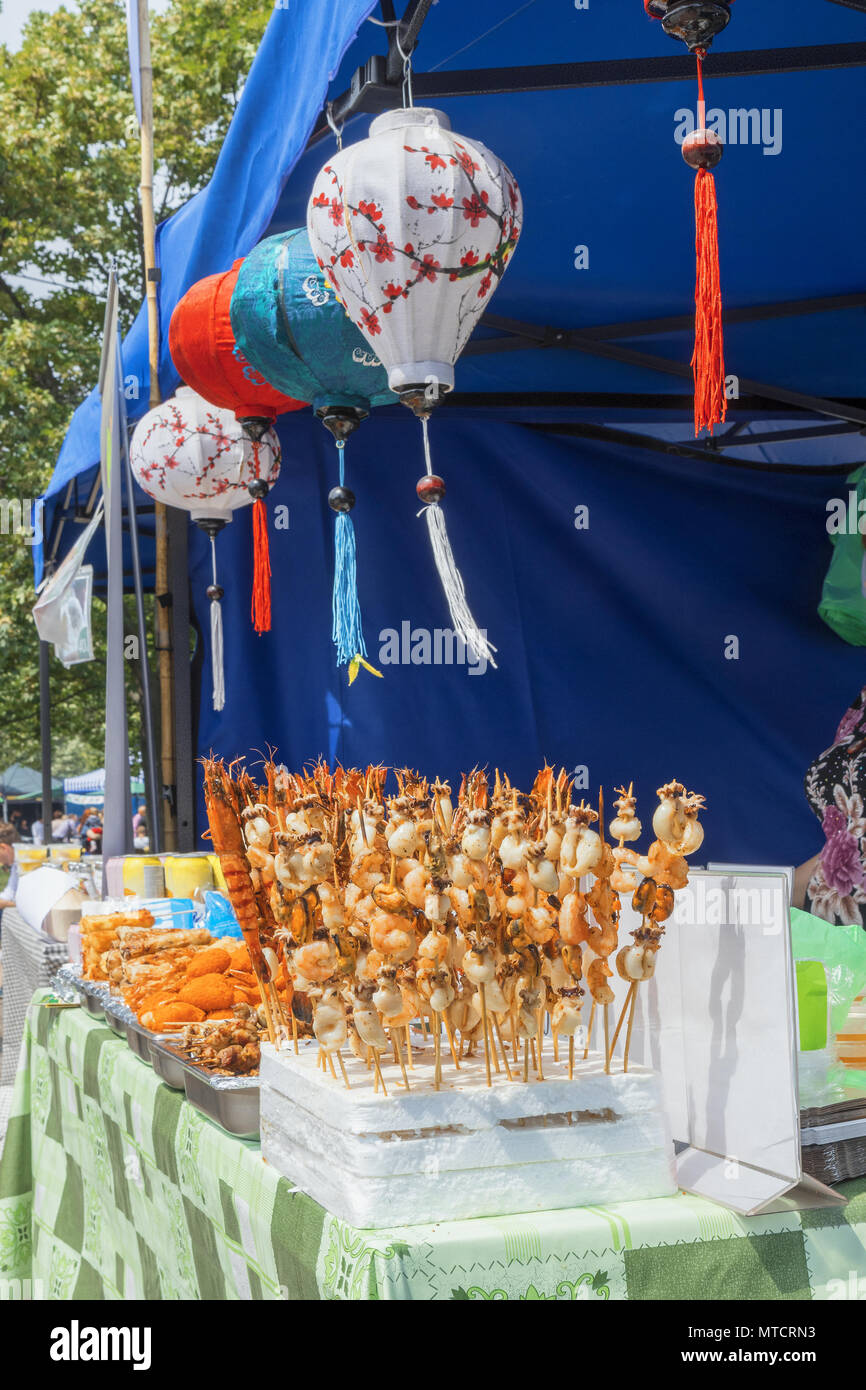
418,418 -> 497,670
251,496 -> 272,634
692,165 -> 726,437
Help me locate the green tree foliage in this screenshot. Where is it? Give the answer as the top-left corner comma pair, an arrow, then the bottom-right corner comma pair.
0,0 -> 272,775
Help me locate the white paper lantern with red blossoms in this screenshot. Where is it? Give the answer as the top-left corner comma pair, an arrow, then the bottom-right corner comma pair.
130,387 -> 280,710
306,108 -> 521,670
306,107 -> 522,405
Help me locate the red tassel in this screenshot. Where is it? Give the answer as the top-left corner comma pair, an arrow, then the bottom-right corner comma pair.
251,497 -> 272,634
692,169 -> 726,437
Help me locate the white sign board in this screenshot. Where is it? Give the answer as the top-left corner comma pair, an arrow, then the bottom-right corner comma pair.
607,870 -> 843,1214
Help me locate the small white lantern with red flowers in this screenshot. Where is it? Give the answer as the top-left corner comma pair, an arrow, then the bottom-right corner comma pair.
130,387 -> 280,710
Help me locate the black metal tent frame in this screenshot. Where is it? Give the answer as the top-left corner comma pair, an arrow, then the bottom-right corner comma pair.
299,0 -> 866,468
36,0 -> 866,848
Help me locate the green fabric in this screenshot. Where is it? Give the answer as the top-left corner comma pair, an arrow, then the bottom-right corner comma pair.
2,992 -> 866,1301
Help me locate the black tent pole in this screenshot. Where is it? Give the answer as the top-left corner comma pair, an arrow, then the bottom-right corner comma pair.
123,436 -> 161,852
39,638 -> 53,845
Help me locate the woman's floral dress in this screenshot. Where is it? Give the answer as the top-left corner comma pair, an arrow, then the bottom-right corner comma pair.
805,688 -> 866,926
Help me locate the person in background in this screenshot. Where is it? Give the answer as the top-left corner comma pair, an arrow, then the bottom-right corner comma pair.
0,821 -> 19,913
132,803 -> 147,839
31,815 -> 44,845
51,804 -> 70,842
795,687 -> 866,925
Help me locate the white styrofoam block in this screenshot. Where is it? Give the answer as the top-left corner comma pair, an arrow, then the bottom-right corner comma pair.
262,1121 -> 677,1228
261,1081 -> 671,1176
259,1038 -> 677,1226
261,1038 -> 664,1133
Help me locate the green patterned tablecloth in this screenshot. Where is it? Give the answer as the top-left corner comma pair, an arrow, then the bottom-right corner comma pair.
2,991 -> 866,1300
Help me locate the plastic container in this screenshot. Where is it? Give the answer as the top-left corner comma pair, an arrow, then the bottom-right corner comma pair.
14,845 -> 48,875
140,896 -> 195,932
207,854 -> 228,893
49,845 -> 81,864
837,995 -> 866,1069
164,855 -> 214,900
123,856 -> 165,898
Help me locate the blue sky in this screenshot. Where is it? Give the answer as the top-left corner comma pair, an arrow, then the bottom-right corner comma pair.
0,0 -> 65,49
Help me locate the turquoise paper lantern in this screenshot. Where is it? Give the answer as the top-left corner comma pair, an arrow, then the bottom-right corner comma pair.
230,227 -> 397,435
231,227 -> 392,682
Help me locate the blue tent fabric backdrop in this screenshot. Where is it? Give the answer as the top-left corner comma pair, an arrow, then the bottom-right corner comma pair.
192,405 -> 865,868
35,0 -> 866,867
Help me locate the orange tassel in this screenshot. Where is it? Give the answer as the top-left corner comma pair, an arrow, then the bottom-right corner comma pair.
251,497 -> 271,634
692,166 -> 726,437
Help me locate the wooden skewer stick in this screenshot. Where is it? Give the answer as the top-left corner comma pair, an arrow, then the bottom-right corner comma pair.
480,984 -> 493,1087
623,985 -> 639,1073
583,1000 -> 596,1060
530,1038 -> 539,1074
391,1029 -> 411,1089
603,1002 -> 610,1075
553,1028 -> 560,1064
372,1048 -> 388,1097
609,981 -> 638,1057
327,1052 -> 338,1080
369,1046 -> 378,1092
291,1011 -> 299,1055
405,1023 -> 414,1068
336,1050 -> 351,1090
536,1006 -> 545,1080
523,1039 -> 530,1083
434,1020 -> 442,1090
443,1013 -> 461,1070
569,1033 -> 575,1081
492,1015 -> 514,1081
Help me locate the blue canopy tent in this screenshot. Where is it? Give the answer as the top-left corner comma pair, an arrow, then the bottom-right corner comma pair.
36,0 -> 866,865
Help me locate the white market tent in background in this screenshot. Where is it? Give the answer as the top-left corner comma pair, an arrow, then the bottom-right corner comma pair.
63,768 -> 145,812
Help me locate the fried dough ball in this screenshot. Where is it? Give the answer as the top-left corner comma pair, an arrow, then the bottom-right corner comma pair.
149,1000 -> 206,1028
185,946 -> 231,980
228,945 -> 251,972
178,973 -> 235,1012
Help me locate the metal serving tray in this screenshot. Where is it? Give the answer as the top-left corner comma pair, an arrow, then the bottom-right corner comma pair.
101,994 -> 137,1040
126,1017 -> 159,1066
182,1064 -> 260,1140
148,1038 -> 189,1091
55,963 -> 111,1019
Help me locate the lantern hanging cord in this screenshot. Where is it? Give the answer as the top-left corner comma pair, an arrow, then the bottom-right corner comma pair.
416,416 -> 498,669
696,47 -> 706,128
209,533 -> 225,713
395,29 -> 415,108
326,102 -> 343,151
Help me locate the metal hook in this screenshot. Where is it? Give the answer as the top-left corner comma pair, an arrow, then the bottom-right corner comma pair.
325,101 -> 343,150
395,28 -> 414,109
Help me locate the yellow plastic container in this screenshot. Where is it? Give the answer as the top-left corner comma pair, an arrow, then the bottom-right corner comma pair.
14,846 -> 48,875
207,853 -> 228,893
49,844 -> 81,864
123,856 -> 165,898
164,854 -> 214,900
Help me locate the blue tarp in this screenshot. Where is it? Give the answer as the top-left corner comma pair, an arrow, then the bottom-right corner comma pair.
36,0 -> 866,865
190,405 -> 866,866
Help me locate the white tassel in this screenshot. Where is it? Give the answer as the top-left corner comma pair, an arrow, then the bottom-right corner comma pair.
210,596 -> 225,711
418,416 -> 497,669
208,531 -> 226,711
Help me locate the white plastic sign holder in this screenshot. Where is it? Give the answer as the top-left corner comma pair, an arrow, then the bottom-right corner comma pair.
610,869 -> 844,1215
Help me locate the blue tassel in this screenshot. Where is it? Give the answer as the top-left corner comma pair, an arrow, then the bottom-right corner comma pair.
331,445 -> 382,682
332,510 -> 366,664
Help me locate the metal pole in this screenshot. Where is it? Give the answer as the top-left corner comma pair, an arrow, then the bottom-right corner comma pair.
168,507 -> 195,850
39,639 -> 53,845
138,0 -> 177,848
123,424 -> 161,851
